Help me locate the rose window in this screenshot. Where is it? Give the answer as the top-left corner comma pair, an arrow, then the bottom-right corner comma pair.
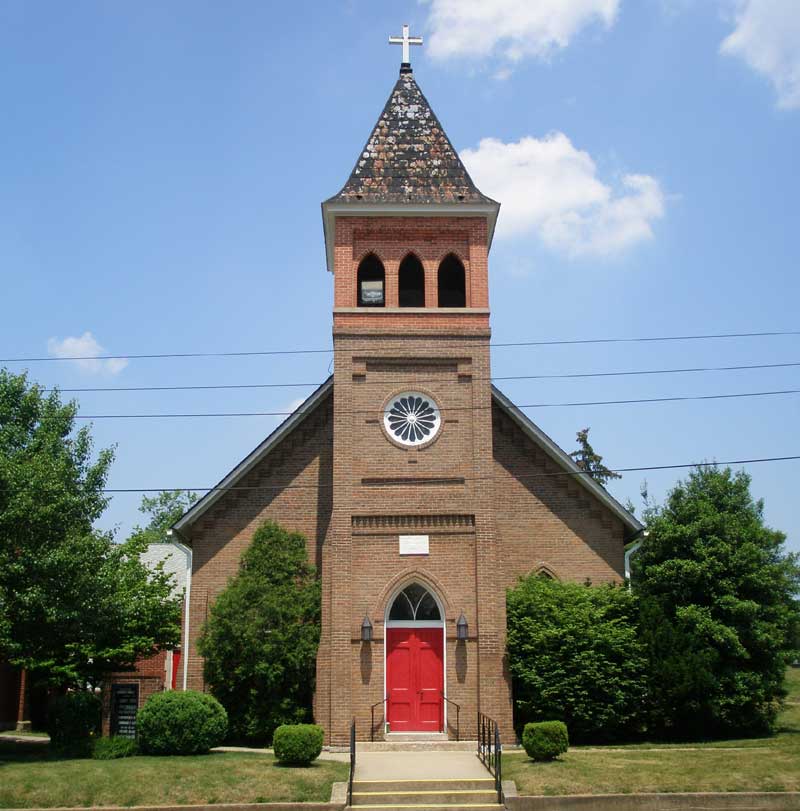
383,392 -> 441,447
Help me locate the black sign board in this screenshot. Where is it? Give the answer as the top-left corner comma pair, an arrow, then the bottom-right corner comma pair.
110,683 -> 139,738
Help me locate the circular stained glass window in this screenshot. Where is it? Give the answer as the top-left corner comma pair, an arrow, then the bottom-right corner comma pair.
383,391 -> 442,447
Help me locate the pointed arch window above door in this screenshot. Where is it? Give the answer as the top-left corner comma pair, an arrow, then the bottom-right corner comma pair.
389,584 -> 442,622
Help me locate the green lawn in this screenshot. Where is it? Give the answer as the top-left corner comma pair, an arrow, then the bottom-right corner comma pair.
504,667 -> 800,796
0,746 -> 348,808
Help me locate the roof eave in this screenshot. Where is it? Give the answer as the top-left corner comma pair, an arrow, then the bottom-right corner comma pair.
491,385 -> 644,538
172,378 -> 334,539
321,199 -> 500,273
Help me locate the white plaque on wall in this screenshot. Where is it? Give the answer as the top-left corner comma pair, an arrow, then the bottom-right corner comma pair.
399,534 -> 429,555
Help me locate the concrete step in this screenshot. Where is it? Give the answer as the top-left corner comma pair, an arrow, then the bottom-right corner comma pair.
353,780 -> 496,793
352,790 -> 498,806
358,742 -> 477,753
349,803 -> 504,811
383,733 -> 449,742
350,805 -> 502,811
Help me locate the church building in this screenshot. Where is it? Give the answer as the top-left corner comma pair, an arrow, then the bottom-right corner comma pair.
173,33 -> 643,746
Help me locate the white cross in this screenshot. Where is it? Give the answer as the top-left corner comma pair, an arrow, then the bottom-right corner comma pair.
389,24 -> 423,65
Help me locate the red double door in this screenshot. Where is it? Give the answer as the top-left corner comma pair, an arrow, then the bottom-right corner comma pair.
386,628 -> 444,732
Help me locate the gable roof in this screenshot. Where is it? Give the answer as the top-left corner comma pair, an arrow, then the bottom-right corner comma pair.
327,70 -> 494,206
172,377 -> 642,541
491,385 -> 643,538
171,378 -> 333,539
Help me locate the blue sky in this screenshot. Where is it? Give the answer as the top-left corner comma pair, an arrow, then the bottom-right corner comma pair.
1,1 -> 798,551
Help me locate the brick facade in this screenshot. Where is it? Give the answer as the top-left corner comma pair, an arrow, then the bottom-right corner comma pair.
178,214 -> 637,746
174,65 -> 640,747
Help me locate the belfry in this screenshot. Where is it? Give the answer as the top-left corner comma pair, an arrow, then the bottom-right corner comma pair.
174,28 -> 641,745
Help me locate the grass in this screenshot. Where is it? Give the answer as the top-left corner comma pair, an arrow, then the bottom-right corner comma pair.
0,747 -> 349,808
504,667 -> 800,796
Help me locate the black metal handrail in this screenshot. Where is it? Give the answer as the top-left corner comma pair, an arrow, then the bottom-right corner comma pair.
477,711 -> 503,805
370,698 -> 387,742
440,691 -> 460,741
348,719 -> 356,807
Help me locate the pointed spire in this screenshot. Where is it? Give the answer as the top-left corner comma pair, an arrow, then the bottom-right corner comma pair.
328,71 -> 493,205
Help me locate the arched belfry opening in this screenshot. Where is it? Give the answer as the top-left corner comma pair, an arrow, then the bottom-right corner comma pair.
357,254 -> 385,307
438,254 -> 466,307
398,254 -> 425,307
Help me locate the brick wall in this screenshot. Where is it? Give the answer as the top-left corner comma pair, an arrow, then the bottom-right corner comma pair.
492,403 -> 626,588
185,396 -> 333,693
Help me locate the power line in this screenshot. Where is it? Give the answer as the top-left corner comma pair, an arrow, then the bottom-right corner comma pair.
42,360 -> 800,394
73,388 -> 800,419
4,329 -> 800,364
80,455 -> 800,493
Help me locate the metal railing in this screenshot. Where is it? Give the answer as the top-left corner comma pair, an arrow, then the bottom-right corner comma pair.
348,719 -> 356,807
440,691 -> 461,741
477,712 -> 503,805
370,698 -> 387,742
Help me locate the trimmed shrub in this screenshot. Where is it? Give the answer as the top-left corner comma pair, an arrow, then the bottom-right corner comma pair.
93,735 -> 138,759
522,721 -> 569,761
272,724 -> 324,765
137,690 -> 227,755
47,691 -> 101,757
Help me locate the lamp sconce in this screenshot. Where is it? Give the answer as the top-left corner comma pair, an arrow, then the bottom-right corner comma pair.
456,611 -> 468,641
361,615 -> 373,643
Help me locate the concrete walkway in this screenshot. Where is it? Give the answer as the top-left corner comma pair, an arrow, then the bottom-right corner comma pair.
355,751 -> 491,780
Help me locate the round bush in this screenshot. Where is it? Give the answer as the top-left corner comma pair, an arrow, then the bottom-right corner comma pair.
522,721 -> 569,761
272,724 -> 324,764
47,691 -> 101,757
137,690 -> 227,755
93,735 -> 138,760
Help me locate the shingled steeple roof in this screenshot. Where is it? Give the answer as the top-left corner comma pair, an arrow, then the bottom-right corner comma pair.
328,70 -> 494,205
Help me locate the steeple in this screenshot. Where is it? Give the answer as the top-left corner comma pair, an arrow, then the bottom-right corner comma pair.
329,70 -> 495,206
321,61 -> 499,273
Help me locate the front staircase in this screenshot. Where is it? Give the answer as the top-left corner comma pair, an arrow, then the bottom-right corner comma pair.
345,714 -> 506,811
349,777 -> 503,811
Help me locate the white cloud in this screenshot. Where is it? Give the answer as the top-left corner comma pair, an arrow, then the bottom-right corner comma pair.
47,332 -> 128,376
423,0 -> 620,65
720,0 -> 800,109
460,133 -> 665,258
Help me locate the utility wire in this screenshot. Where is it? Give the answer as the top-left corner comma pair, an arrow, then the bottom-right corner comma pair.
4,329 -> 800,364
75,455 -> 800,494
73,388 -> 800,419
43,360 -> 800,393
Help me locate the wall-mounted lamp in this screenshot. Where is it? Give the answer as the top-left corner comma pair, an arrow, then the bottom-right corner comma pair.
361,615 -> 373,642
456,611 -> 468,641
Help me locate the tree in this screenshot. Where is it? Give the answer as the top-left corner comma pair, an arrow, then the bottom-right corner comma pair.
506,574 -> 647,742
634,466 -> 800,738
128,490 -> 199,546
198,521 -> 321,744
570,427 -> 622,487
0,369 -> 182,686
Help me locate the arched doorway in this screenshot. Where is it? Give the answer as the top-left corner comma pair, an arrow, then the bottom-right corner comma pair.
385,583 -> 444,733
